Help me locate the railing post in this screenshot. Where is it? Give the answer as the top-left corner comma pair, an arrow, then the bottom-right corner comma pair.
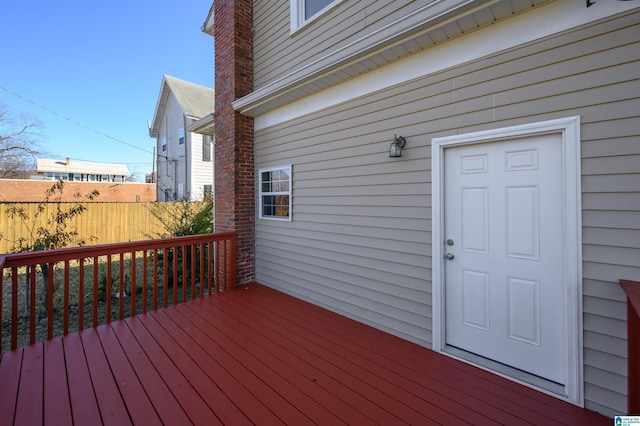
230,234 -> 237,291
11,268 -> 18,351
621,279 -> 640,415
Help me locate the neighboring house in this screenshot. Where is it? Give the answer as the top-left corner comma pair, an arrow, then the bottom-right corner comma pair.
208,0 -> 640,418
0,180 -> 156,203
0,157 -> 158,202
148,75 -> 215,202
36,157 -> 130,182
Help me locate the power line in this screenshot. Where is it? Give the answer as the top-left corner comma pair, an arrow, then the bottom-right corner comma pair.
0,84 -> 154,155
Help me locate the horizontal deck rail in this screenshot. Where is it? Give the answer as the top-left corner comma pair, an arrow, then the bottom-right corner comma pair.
620,279 -> 640,415
1,232 -> 236,353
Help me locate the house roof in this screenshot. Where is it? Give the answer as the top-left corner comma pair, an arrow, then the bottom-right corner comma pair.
37,158 -> 130,176
149,75 -> 214,137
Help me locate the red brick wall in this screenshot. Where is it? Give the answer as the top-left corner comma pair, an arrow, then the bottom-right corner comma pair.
0,180 -> 156,202
214,0 -> 255,285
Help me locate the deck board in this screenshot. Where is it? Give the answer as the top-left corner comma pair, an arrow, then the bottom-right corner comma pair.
43,339 -> 72,423
122,316 -> 222,425
81,327 -> 132,426
14,343 -> 43,425
0,349 -> 22,422
0,283 -> 611,425
175,302 -> 342,425
95,324 -> 162,426
108,320 -> 191,425
205,298 -> 404,424
167,304 -> 311,425
215,289 -> 457,424
135,310 -> 249,425
62,333 -> 102,425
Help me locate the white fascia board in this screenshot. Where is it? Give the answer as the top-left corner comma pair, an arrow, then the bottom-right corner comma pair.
201,3 -> 214,36
149,76 -> 172,137
255,0 -> 640,131
187,113 -> 215,134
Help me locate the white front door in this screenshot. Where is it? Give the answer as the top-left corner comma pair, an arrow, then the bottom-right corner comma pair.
443,134 -> 565,384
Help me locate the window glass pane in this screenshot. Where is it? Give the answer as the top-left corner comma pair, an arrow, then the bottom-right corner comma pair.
202,136 -> 212,161
262,195 -> 275,216
261,171 -> 272,192
305,0 -> 331,19
275,195 -> 289,217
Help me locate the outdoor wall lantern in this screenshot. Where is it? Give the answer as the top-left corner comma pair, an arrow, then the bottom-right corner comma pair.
389,135 -> 407,158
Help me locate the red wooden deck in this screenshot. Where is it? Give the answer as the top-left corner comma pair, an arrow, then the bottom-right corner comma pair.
0,283 -> 609,425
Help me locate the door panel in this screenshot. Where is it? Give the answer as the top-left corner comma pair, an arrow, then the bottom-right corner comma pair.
444,134 -> 565,385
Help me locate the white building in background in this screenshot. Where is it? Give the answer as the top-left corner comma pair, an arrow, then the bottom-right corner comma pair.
148,75 -> 214,202
36,158 -> 130,182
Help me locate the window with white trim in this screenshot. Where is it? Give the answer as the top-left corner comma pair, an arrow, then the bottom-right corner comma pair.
178,128 -> 185,145
202,135 -> 213,161
290,0 -> 342,32
259,166 -> 292,221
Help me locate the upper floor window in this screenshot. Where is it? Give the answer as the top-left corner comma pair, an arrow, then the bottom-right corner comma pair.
202,135 -> 213,162
178,129 -> 185,145
161,137 -> 167,152
259,165 -> 292,221
290,0 -> 341,33
203,184 -> 212,201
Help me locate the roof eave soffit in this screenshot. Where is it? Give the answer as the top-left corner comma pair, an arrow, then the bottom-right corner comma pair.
202,4 -> 215,36
233,0 -> 523,117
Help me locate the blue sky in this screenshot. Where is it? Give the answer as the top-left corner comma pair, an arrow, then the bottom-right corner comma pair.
0,0 -> 214,180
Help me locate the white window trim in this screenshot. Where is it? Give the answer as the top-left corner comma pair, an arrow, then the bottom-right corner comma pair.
259,165 -> 292,221
290,0 -> 343,34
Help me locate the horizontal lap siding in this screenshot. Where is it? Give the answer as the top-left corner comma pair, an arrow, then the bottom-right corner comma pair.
157,94 -> 185,198
255,10 -> 640,417
189,133 -> 214,200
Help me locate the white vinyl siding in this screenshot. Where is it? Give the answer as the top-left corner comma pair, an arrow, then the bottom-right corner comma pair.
155,95 -> 214,201
156,93 -> 185,201
254,10 -> 640,417
190,132 -> 214,201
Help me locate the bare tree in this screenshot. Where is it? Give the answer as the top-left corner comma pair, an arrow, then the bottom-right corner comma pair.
0,102 -> 44,178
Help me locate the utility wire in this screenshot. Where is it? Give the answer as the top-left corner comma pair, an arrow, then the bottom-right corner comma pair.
0,84 -> 154,155
57,155 -> 152,166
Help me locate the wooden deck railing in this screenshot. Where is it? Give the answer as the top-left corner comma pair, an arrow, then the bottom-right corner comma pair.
620,279 -> 639,415
0,232 -> 236,353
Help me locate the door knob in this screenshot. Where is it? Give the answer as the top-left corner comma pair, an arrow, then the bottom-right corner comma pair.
445,253 -> 455,260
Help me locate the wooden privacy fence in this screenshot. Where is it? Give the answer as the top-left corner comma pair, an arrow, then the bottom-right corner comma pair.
0,232 -> 236,353
0,202 -> 210,254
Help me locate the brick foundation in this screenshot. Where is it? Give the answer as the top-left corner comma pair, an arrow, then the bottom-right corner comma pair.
214,0 -> 255,285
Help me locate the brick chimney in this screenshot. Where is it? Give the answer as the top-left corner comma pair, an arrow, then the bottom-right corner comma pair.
214,0 -> 255,286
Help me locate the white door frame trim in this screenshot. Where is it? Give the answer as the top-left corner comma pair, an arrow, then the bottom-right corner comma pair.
431,116 -> 583,405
